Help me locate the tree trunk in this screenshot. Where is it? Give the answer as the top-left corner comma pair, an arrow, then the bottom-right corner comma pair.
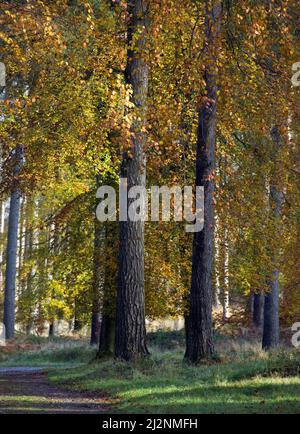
115,0 -> 149,361
185,0 -> 222,363
262,272 -> 280,349
49,322 -> 55,337
3,144 -> 23,340
73,301 -> 82,333
253,291 -> 264,328
262,125 -> 283,350
217,223 -> 230,321
97,219 -> 118,356
98,315 -> 115,356
0,200 -> 6,291
21,197 -> 34,333
91,179 -> 106,346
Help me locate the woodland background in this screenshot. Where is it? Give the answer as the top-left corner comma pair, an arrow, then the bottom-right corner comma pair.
0,0 -> 300,364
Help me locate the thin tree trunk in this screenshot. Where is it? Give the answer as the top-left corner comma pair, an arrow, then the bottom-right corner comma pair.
185,0 -> 222,363
91,178 -> 106,346
216,222 -> 230,321
48,222 -> 58,337
21,197 -> 34,334
115,0 -> 149,361
262,125 -> 283,350
0,200 -> 6,291
3,144 -> 23,339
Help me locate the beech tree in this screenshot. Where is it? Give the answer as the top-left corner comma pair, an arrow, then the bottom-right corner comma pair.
4,144 -> 23,339
115,0 -> 149,360
185,0 -> 222,363
262,126 -> 284,349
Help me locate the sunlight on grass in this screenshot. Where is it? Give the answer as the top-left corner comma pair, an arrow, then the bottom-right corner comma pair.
47,341 -> 300,414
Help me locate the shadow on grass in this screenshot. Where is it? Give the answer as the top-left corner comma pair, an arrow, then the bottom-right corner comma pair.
49,355 -> 300,414
118,381 -> 300,413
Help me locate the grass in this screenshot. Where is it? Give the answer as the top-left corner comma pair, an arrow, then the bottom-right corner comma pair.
48,332 -> 300,414
0,335 -> 96,367
1,331 -> 300,413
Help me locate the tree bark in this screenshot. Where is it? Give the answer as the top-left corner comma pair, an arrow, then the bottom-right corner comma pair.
20,197 -> 34,333
3,144 -> 23,340
91,175 -> 108,347
185,0 -> 222,363
115,0 -> 149,361
262,125 -> 283,350
90,210 -> 105,346
0,200 -> 6,291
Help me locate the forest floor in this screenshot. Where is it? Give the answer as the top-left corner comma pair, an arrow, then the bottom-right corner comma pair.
0,331 -> 300,414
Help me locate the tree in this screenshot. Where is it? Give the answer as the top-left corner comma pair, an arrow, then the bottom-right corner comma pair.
115,0 -> 150,360
262,125 -> 284,350
185,0 -> 222,363
4,144 -> 23,339
253,291 -> 264,329
90,221 -> 103,345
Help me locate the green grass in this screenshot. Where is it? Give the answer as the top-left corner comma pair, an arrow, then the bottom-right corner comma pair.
0,336 -> 96,367
1,332 -> 300,413
47,333 -> 300,414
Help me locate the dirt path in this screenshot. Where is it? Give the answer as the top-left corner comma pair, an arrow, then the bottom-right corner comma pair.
0,367 -> 110,414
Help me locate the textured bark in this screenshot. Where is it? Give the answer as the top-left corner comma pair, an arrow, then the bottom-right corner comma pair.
185,0 -> 222,363
0,200 -> 6,291
115,0 -> 149,361
90,211 -> 105,346
48,222 -> 59,336
262,126 -> 283,350
3,145 -> 23,340
21,198 -> 34,333
217,224 -> 230,321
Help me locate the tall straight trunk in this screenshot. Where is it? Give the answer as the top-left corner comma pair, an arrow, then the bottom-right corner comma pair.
115,0 -> 149,360
217,223 -> 229,321
17,197 -> 25,283
4,144 -> 23,339
21,197 -> 34,333
48,222 -> 58,337
185,0 -> 222,363
91,178 -> 106,346
0,200 -> 6,290
262,127 -> 283,349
